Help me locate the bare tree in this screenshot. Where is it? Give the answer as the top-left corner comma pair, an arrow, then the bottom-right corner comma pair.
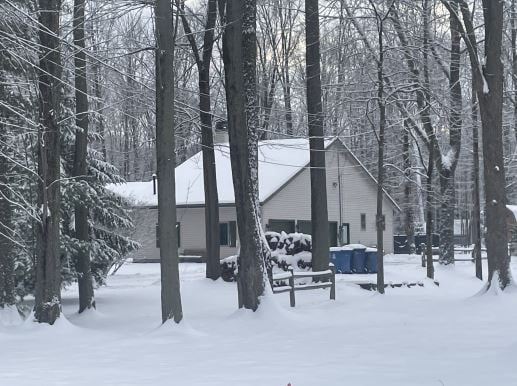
155,0 -> 183,323
0,106 -> 15,310
73,0 -> 95,313
305,0 -> 329,274
220,0 -> 271,310
369,0 -> 394,294
390,2 -> 461,266
179,0 -> 221,280
34,0 -> 63,324
471,86 -> 482,280
441,0 -> 510,289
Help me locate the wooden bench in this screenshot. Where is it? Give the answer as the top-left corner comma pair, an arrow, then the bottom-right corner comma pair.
271,265 -> 336,307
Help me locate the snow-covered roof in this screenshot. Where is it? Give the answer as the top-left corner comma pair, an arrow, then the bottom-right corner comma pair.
108,137 -> 399,209
507,205 -> 517,221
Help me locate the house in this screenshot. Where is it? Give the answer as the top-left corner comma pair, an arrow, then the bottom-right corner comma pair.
109,138 -> 401,261
507,205 -> 517,255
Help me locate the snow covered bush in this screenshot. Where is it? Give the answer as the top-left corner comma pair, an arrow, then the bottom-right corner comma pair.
220,232 -> 313,282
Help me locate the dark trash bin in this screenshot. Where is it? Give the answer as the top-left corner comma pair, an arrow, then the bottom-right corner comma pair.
365,248 -> 378,273
329,247 -> 353,274
350,245 -> 367,273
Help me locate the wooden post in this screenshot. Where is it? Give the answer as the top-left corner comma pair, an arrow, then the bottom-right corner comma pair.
421,243 -> 426,267
268,267 -> 273,289
330,264 -> 336,300
288,267 -> 295,307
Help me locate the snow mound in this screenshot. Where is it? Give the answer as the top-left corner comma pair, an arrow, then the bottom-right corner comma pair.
0,306 -> 23,327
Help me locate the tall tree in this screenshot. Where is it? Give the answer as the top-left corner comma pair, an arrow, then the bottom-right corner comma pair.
305,0 -> 329,273
369,0 -> 394,294
441,0 -> 510,289
221,0 -> 271,311
0,0 -> 25,312
155,0 -> 183,323
179,0 -> 221,280
402,122 -> 416,254
35,0 -> 63,324
0,95 -> 15,311
471,86 -> 482,280
73,0 -> 95,313
438,0 -> 462,266
390,2 -> 460,266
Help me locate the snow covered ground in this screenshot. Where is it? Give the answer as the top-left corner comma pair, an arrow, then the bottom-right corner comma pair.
2,254 -> 517,386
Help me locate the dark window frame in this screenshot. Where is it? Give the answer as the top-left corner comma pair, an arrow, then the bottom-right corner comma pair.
219,221 -> 237,247
219,223 -> 229,246
341,223 -> 350,245
268,219 -> 296,234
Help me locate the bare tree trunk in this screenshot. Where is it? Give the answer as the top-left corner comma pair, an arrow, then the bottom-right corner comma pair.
426,144 -> 435,280
282,67 -> 293,136
477,0 -> 509,288
199,26 -> 220,280
391,2 -> 460,266
278,3 -> 294,136
441,0 -> 509,289
92,62 -> 106,160
370,0 -> 391,294
73,0 -> 95,313
260,66 -> 277,136
510,0 -> 517,148
471,86 -> 482,280
90,9 -> 106,161
0,117 -> 15,308
221,0 -> 270,311
438,0 -> 462,266
305,0 -> 329,273
155,0 -> 182,323
180,0 -> 221,280
35,0 -> 62,324
123,109 -> 130,180
402,122 -> 415,253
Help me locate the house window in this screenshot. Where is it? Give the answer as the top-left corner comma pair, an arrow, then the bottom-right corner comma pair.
220,223 -> 229,246
268,219 -> 296,234
340,223 -> 350,245
220,221 -> 237,247
361,214 -> 366,231
297,220 -> 312,234
297,220 -> 338,246
329,221 -> 338,247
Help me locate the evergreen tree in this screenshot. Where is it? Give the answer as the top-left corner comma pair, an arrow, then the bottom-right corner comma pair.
0,0 -> 36,313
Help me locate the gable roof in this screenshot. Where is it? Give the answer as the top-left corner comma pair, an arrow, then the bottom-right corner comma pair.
108,137 -> 400,211
508,205 -> 517,222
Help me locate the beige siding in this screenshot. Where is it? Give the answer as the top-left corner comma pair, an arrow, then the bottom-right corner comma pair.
127,207 -> 160,260
127,207 -> 239,261
177,206 -> 238,258
261,142 -> 397,253
129,141 -> 398,261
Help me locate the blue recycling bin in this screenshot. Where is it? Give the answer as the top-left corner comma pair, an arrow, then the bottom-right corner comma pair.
329,247 -> 352,273
351,247 -> 367,273
365,248 -> 378,273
